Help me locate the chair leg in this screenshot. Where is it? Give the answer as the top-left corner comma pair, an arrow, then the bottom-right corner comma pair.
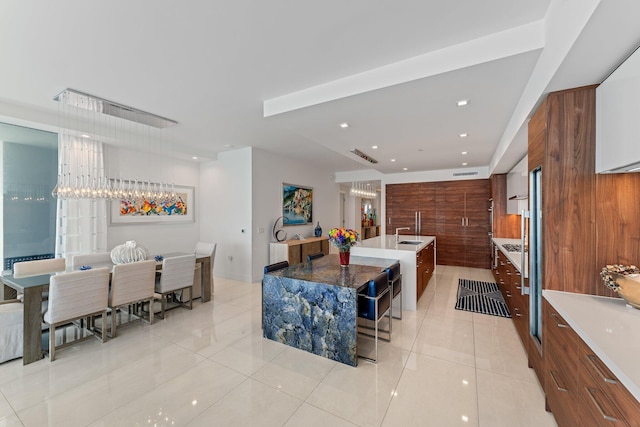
111,308 -> 117,338
49,324 -> 56,362
161,294 -> 166,319
101,311 -> 107,342
148,298 -> 154,324
188,288 -> 193,310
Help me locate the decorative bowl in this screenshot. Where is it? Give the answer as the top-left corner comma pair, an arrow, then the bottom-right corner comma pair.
601,264 -> 640,309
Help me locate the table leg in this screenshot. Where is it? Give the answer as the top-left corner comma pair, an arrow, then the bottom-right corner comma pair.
22,287 -> 44,365
201,258 -> 211,303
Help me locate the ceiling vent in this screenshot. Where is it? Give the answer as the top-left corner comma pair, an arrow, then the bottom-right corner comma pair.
453,171 -> 479,177
349,148 -> 378,164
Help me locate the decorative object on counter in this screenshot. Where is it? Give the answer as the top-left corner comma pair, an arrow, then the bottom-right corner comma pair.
282,183 -> 313,225
455,278 -> 511,318
328,228 -> 360,267
79,265 -> 92,270
314,221 -> 322,237
272,216 -> 287,242
110,240 -> 150,264
601,264 -> 640,309
154,255 -> 164,262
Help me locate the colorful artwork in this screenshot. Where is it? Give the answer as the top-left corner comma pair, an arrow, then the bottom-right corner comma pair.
110,185 -> 194,224
283,183 -> 312,225
119,193 -> 188,216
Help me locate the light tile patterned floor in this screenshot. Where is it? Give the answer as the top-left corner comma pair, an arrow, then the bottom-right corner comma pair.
0,266 -> 556,426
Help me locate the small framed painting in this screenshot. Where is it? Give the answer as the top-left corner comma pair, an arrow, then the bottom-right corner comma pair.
110,184 -> 195,224
282,183 -> 312,225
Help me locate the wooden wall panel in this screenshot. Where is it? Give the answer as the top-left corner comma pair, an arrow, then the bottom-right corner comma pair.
528,98 -> 546,171
543,86 -> 597,293
386,183 -> 420,234
490,174 -> 520,238
595,173 -> 640,297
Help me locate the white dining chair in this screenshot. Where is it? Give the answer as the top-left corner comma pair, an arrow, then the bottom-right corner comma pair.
192,242 -> 216,299
13,258 -> 66,278
0,299 -> 23,363
155,254 -> 196,318
71,252 -> 112,269
108,260 -> 156,337
43,267 -> 110,361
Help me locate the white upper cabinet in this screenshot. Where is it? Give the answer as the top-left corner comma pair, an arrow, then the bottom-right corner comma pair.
507,156 -> 528,215
596,46 -> 640,173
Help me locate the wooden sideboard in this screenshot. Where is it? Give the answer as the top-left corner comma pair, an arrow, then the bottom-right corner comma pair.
269,236 -> 329,265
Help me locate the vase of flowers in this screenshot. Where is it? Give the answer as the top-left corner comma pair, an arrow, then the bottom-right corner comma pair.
328,228 -> 360,267
601,264 -> 640,309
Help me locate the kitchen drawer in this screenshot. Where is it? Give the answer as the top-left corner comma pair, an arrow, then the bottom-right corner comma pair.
545,356 -> 581,427
579,340 -> 640,427
544,300 -> 579,390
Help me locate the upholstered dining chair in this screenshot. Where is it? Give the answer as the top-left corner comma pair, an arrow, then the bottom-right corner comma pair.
71,252 -> 112,269
13,258 -> 66,278
357,271 -> 392,363
306,252 -> 325,261
386,262 -> 402,320
0,299 -> 23,363
13,258 -> 67,305
43,267 -> 110,361
192,241 -> 217,299
154,254 -> 196,319
108,260 -> 156,337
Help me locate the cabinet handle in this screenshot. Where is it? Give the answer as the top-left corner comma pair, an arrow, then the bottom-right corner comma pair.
515,285 -> 522,290
466,217 -> 469,226
550,312 -> 569,328
549,370 -> 568,392
586,355 -> 618,385
585,387 -> 619,423
461,217 -> 464,226
514,307 -> 522,317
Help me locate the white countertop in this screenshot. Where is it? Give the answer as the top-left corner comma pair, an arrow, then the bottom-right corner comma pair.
543,290 -> 640,402
357,235 -> 435,252
492,237 -> 528,278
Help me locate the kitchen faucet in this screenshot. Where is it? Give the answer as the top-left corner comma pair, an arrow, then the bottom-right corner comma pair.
395,227 -> 410,242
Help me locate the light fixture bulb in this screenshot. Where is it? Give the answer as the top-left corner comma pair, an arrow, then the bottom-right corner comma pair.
457,99 -> 469,107
339,122 -> 349,128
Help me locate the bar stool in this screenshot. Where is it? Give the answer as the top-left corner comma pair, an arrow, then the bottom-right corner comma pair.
386,262 -> 402,320
357,272 -> 391,363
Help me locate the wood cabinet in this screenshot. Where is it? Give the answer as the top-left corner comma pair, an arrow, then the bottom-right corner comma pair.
543,298 -> 640,427
490,174 -> 520,239
269,236 -> 329,265
386,179 -> 489,269
416,241 -> 435,300
492,247 -> 529,347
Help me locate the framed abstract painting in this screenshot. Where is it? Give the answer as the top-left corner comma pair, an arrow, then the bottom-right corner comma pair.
110,184 -> 195,224
282,183 -> 312,225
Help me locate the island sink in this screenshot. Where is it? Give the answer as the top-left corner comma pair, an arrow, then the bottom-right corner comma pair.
398,240 -> 423,245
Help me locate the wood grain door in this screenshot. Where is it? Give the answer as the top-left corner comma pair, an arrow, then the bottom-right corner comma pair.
437,181 -> 466,266
386,183 -> 420,235
417,182 -> 436,236
463,180 -> 491,268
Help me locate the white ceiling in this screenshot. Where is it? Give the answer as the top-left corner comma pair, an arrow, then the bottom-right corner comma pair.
0,1 -> 639,176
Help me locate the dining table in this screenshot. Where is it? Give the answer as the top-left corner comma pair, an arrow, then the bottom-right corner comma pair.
0,252 -> 212,365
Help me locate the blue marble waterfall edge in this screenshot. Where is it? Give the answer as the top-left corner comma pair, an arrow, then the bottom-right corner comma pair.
263,274 -> 358,366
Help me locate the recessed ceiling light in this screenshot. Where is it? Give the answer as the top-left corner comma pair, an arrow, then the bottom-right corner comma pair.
457,99 -> 469,107
462,162 -> 468,166
390,158 -> 396,162
403,167 -> 408,171
192,156 -> 199,160
339,122 -> 349,128
461,151 -> 468,155
459,133 -> 468,138
81,134 -> 90,138
224,144 -> 234,148
371,145 -> 378,149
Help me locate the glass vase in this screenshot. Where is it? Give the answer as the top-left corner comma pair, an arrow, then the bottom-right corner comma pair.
339,249 -> 350,267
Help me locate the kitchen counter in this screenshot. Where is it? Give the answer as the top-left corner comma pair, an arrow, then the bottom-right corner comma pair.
351,235 -> 436,311
492,237 -> 528,277
357,235 -> 435,252
543,290 -> 640,402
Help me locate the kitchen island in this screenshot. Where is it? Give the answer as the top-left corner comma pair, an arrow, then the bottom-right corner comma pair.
350,235 -> 436,311
262,254 -> 398,366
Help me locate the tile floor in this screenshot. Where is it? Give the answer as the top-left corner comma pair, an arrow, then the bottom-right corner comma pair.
0,265 -> 557,426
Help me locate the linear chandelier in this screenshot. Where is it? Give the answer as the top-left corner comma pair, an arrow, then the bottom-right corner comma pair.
350,181 -> 377,199
51,89 -> 179,201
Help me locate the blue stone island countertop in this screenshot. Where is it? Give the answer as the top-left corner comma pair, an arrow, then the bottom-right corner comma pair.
262,254 -> 398,366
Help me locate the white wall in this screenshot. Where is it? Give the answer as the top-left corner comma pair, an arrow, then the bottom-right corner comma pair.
199,148 -> 253,282
251,148 -> 341,282
105,145 -> 200,255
